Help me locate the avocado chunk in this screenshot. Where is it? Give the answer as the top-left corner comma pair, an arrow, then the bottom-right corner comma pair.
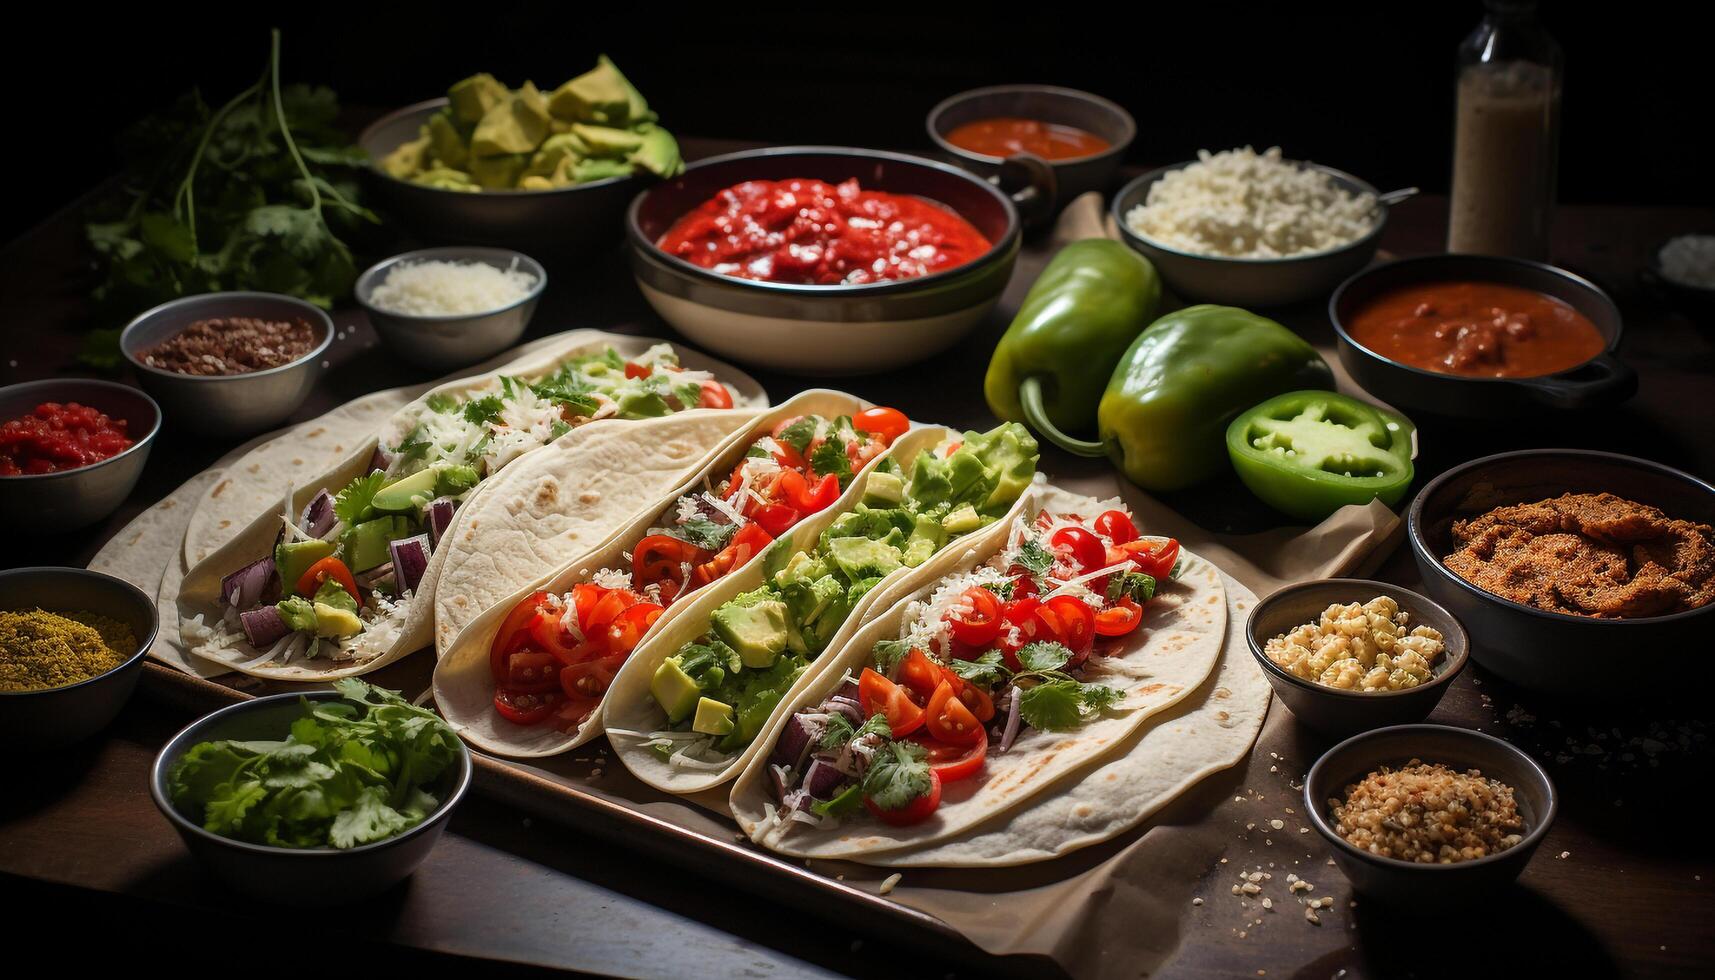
548,55 -> 647,126
276,539 -> 336,597
312,602 -> 363,638
275,596 -> 317,633
651,659 -> 703,724
344,516 -> 413,573
372,468 -> 439,514
902,512 -> 946,567
780,573 -> 844,628
692,697 -> 736,737
468,153 -> 529,190
413,167 -> 480,192
570,123 -> 644,159
827,536 -> 904,582
942,503 -> 983,536
448,73 -> 510,126
425,110 -> 468,169
471,81 -> 550,157
629,126 -> 683,178
313,577 -> 358,614
616,389 -> 671,419
434,464 -> 480,497
525,132 -> 588,179
381,135 -> 431,179
862,470 -> 905,507
710,598 -> 791,669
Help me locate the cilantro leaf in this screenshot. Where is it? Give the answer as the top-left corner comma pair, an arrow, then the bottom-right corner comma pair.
946,649 -> 1010,688
1017,679 -> 1124,731
817,713 -> 855,751
1014,538 -> 1054,587
462,394 -> 505,427
333,472 -> 386,526
810,439 -> 854,486
1106,571 -> 1157,604
426,392 -> 458,414
855,712 -> 893,741
1017,641 -> 1072,673
531,378 -> 601,418
981,579 -> 1016,602
776,417 -> 817,455
870,638 -> 914,675
676,517 -> 737,552
1080,683 -> 1123,713
860,740 -> 931,811
392,424 -> 430,464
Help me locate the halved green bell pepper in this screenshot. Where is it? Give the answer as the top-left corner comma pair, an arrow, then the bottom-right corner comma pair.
1226,391 -> 1416,522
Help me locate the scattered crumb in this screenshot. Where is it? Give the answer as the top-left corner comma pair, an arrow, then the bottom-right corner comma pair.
879,873 -> 902,895
1193,897 -> 1203,906
1558,851 -> 1570,859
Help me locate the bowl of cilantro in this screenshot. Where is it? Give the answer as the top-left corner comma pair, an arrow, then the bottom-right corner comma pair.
150,680 -> 471,905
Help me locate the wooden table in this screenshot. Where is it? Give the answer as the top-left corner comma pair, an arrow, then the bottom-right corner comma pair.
3,145 -> 1712,977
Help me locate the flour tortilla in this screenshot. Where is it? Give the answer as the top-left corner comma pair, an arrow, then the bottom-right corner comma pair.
728,488 -> 1228,863
867,569 -> 1269,867
433,391 -> 882,757
603,427 -> 1035,795
173,331 -> 767,681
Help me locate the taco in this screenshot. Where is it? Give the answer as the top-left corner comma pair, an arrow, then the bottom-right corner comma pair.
432,392 -> 915,756
602,422 -> 1041,794
727,486 -> 1227,862
175,333 -> 762,680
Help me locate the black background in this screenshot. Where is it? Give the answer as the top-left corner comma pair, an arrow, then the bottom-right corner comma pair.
3,1 -> 1705,241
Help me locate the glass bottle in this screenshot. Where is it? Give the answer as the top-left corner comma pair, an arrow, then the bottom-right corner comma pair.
1447,0 -> 1563,259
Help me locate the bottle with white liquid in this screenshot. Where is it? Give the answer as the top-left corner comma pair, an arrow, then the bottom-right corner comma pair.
1448,0 -> 1563,259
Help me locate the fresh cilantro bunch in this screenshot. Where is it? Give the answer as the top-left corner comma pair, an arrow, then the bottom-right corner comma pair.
82,30 -> 375,365
166,679 -> 461,849
942,641 -> 1122,732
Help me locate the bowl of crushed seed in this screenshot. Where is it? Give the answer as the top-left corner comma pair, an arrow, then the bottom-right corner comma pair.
121,291 -> 334,437
0,566 -> 158,745
1305,724 -> 1556,905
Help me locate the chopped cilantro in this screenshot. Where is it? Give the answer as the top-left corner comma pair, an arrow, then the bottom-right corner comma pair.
1017,641 -> 1072,672
462,395 -> 505,427
981,579 -> 1017,601
332,472 -> 386,526
531,380 -> 601,419
945,649 -> 1010,688
817,713 -> 854,751
810,439 -> 854,486
776,417 -> 817,455
392,424 -> 431,464
1106,571 -> 1157,604
1017,679 -> 1123,731
1014,538 -> 1054,586
870,638 -> 914,675
677,517 -> 737,552
859,740 -> 931,811
425,392 -> 458,414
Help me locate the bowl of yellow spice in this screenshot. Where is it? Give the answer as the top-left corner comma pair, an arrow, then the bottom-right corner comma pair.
0,567 -> 157,746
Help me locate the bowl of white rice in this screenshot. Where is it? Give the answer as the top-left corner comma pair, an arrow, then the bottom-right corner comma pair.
356,247 -> 547,371
1112,146 -> 1389,307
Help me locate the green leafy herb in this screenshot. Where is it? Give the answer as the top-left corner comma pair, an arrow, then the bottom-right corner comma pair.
870,638 -> 914,675
810,439 -> 854,486
425,393 -> 459,414
1106,571 -> 1157,604
776,417 -> 817,456
980,579 -> 1016,602
945,649 -> 1010,688
676,517 -> 737,552
817,713 -> 855,751
859,740 -> 931,811
333,472 -> 386,526
462,394 -> 505,427
1017,678 -> 1123,732
855,712 -> 893,741
530,379 -> 601,418
392,425 -> 431,465
1017,641 -> 1072,673
1014,538 -> 1055,587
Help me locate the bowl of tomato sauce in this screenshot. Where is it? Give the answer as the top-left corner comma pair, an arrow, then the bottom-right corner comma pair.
1330,255 -> 1636,419
0,378 -> 161,533
627,146 -> 1021,375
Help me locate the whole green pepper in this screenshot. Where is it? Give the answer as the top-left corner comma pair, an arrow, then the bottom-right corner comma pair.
1227,390 -> 1416,522
984,239 -> 1161,439
1032,305 -> 1335,492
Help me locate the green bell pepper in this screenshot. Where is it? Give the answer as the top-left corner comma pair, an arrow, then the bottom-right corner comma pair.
1226,390 -> 1416,522
1031,305 -> 1335,492
984,239 -> 1161,440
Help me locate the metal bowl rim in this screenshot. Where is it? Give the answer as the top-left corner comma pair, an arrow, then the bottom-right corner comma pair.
0,566 -> 158,697
120,292 -> 335,385
1304,722 -> 1559,872
355,246 -> 549,323
0,378 -> 161,483
923,83 -> 1137,168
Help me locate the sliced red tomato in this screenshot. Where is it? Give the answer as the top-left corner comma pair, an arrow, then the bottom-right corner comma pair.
560,653 -> 625,699
584,589 -> 637,637
1051,526 -> 1107,574
490,591 -> 549,682
551,696 -> 601,733
1119,537 -> 1180,580
1045,595 -> 1096,654
776,469 -> 841,514
747,502 -> 800,537
864,769 -> 942,826
897,648 -> 944,703
1009,570 -> 1039,600
859,668 -> 924,738
1094,596 -> 1145,637
624,361 -> 652,380
910,733 -> 987,782
633,535 -> 707,600
295,556 -> 361,607
1094,509 -> 1139,545
926,680 -> 985,745
529,610 -> 601,666
692,522 -> 773,587
854,406 -> 909,445
607,601 -> 664,654
493,689 -> 559,726
503,650 -> 560,693
950,676 -> 996,723
946,587 -> 1002,647
698,380 -> 734,409
568,583 -> 604,628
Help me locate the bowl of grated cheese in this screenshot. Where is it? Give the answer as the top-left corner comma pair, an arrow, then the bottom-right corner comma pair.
356,247 -> 547,371
1112,147 -> 1390,308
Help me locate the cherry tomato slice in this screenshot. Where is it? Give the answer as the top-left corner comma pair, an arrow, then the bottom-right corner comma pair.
295,556 -> 361,607
633,535 -> 707,600
624,362 -> 652,379
926,680 -> 985,745
864,769 -> 942,826
530,609 -> 602,666
1051,526 -> 1107,574
1094,596 -> 1145,637
897,648 -> 944,703
490,591 -> 549,683
854,406 -> 909,445
859,668 -> 925,738
1094,509 -> 1139,545
946,587 -> 1002,648
550,695 -> 601,733
560,653 -> 625,699
777,469 -> 840,514
909,732 -> 988,783
950,676 -> 996,723
607,601 -> 665,655
493,689 -> 559,726
1119,537 -> 1180,581
1044,595 -> 1096,654
697,380 -> 734,409
584,589 -> 635,636
747,502 -> 800,538
503,650 -> 560,693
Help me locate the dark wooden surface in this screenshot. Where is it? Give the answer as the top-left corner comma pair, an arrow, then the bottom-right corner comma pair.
2,139 -> 1713,978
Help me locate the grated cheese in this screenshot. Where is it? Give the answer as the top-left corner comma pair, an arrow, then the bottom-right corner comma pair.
367,259 -> 538,317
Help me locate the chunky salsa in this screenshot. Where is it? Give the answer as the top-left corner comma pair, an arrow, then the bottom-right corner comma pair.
1347,280 -> 1606,378
657,178 -> 991,285
0,402 -> 135,475
944,117 -> 1110,161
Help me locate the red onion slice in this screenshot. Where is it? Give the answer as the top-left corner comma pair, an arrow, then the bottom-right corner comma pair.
426,497 -> 457,548
299,489 -> 337,539
221,557 -> 278,611
389,534 -> 432,593
368,446 -> 390,473
240,606 -> 291,647
999,687 -> 1022,753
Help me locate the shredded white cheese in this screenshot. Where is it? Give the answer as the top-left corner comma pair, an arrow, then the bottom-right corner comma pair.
367,259 -> 538,317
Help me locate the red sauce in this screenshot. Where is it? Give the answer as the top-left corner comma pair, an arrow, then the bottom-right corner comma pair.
944,117 -> 1110,161
656,178 -> 992,285
0,402 -> 135,476
1347,280 -> 1606,378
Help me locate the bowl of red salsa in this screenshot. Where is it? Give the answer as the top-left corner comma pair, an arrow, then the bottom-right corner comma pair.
1330,255 -> 1636,419
0,378 -> 160,533
628,146 -> 1021,375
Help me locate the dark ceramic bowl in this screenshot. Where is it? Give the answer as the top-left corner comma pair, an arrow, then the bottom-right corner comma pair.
1331,254 -> 1637,419
0,567 -> 157,745
1247,579 -> 1469,738
627,146 -> 1022,375
1306,724 -> 1556,905
1113,160 -> 1387,307
358,98 -> 642,253
355,246 -> 546,370
0,379 -> 160,533
926,84 -> 1135,226
151,691 -> 472,905
1409,449 -> 1715,700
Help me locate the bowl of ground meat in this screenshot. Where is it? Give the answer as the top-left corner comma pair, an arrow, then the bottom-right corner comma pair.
1409,449 -> 1715,699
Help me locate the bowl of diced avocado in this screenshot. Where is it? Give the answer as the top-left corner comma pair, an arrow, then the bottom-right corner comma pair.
359,57 -> 684,251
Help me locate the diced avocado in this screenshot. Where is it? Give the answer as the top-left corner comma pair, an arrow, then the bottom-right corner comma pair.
525,132 -> 588,178
468,153 -> 529,189
804,590 -> 854,653
372,468 -> 439,513
413,167 -> 480,192
518,175 -> 553,191
710,598 -> 791,669
820,507 -> 912,554
570,123 -> 644,159
781,573 -> 844,627
629,125 -> 683,178
863,470 -> 905,507
942,503 -> 983,536
616,389 -> 671,418
769,548 -> 823,587
905,452 -> 952,508
571,157 -> 635,183
943,449 -> 997,512
448,73 -> 510,126
961,423 -> 1041,512
344,516 -> 413,573
275,539 -> 335,597
313,577 -> 358,614
902,512 -> 945,567
434,464 -> 480,498
847,576 -> 881,607
312,602 -> 363,638
381,134 -> 431,179
828,536 -> 904,583
548,55 -> 647,126
692,697 -> 736,737
651,659 -> 703,724
425,110 -> 468,169
784,619 -> 808,656
471,81 -> 550,157
275,596 -> 317,633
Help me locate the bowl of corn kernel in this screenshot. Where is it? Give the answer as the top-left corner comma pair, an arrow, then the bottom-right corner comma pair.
1246,579 -> 1468,737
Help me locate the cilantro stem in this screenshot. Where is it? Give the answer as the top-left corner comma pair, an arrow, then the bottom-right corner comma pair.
268,28 -> 363,220
173,70 -> 266,251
